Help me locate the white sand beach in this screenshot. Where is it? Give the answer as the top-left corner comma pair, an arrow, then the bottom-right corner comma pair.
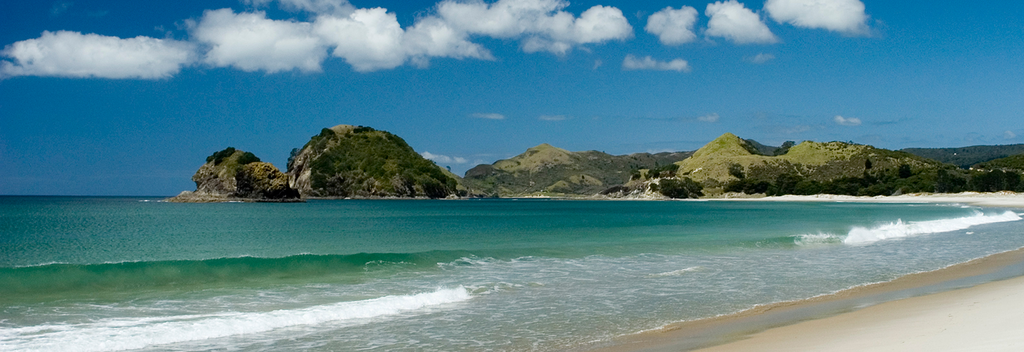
697,273 -> 1024,351
717,191 -> 1024,208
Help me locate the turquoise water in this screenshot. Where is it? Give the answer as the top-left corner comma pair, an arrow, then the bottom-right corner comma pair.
1,197 -> 1022,351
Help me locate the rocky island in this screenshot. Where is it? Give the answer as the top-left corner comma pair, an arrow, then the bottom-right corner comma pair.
168,147 -> 301,202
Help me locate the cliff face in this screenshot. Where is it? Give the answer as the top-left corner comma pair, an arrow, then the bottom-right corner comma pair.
286,125 -> 457,198
169,147 -> 301,202
462,144 -> 692,197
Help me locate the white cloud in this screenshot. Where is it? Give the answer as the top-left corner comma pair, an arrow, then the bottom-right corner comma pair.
645,6 -> 698,45
401,16 -> 494,66
436,0 -> 632,55
0,30 -> 195,79
421,151 -> 469,164
1005,130 -> 1017,139
746,52 -> 774,64
313,8 -> 408,71
622,54 -> 690,72
539,115 -> 566,121
764,0 -> 869,36
593,59 -> 602,69
189,9 -> 327,73
705,1 -> 777,44
471,112 -> 505,120
698,113 -> 719,122
248,0 -> 356,16
833,115 -> 861,126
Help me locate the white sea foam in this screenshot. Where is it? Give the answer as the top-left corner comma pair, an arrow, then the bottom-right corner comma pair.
843,211 -> 1022,245
649,267 -> 702,277
793,233 -> 844,246
0,287 -> 471,352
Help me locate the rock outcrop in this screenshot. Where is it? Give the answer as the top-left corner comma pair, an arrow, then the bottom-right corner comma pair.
169,147 -> 302,202
286,125 -> 457,198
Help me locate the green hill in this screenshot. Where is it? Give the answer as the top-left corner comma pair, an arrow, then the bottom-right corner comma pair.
287,125 -> 457,198
675,133 -> 948,196
462,144 -> 692,197
974,154 -> 1024,171
901,144 -> 1024,168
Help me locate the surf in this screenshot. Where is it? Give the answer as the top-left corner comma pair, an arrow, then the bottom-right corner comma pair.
0,287 -> 471,352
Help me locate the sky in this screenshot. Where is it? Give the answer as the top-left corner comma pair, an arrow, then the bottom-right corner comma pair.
1,0 -> 1023,196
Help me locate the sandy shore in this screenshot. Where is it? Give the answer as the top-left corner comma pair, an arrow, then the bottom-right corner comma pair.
714,191 -> 1024,208
596,195 -> 1024,352
696,272 -> 1024,351
599,247 -> 1024,352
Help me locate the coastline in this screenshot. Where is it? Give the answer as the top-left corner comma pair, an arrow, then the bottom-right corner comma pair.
598,246 -> 1024,352
709,191 -> 1024,208
595,194 -> 1024,352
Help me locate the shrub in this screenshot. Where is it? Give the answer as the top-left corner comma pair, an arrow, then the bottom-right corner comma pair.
656,178 -> 704,199
206,147 -> 236,165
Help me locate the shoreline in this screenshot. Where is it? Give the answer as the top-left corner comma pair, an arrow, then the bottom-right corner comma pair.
597,246 -> 1024,351
708,191 -> 1024,208
593,201 -> 1024,351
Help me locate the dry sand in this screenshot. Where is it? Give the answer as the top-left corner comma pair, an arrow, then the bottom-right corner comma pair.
697,274 -> 1024,351
716,191 -> 1024,209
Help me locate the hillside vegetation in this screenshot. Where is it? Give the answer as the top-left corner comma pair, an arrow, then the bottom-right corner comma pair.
901,144 -> 1024,168
462,144 -> 692,197
674,133 -> 949,196
287,125 -> 457,198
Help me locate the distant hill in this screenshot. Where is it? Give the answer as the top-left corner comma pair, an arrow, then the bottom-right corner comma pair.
974,154 -> 1024,172
673,133 -> 948,196
287,125 -> 458,198
901,144 -> 1024,169
462,144 -> 692,197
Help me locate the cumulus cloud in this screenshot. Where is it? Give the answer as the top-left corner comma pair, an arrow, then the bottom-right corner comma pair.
314,8 -> 407,71
645,6 -> 698,45
833,115 -> 861,126
3,0 -> 633,77
436,0 -> 632,55
539,115 -> 566,121
1005,130 -> 1017,139
746,52 -> 774,64
246,0 -> 355,16
471,112 -> 505,120
764,0 -> 869,36
189,9 -> 327,73
698,113 -> 720,122
705,1 -> 777,44
421,151 -> 469,164
0,30 -> 195,79
622,54 -> 690,72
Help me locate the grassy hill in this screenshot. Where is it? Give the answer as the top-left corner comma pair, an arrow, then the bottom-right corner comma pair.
675,133 -> 948,196
462,144 -> 692,197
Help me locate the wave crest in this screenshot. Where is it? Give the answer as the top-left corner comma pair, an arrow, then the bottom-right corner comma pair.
843,211 -> 1021,245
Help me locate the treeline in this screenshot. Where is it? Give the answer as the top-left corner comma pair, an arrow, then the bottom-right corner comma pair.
724,165 -> 1024,196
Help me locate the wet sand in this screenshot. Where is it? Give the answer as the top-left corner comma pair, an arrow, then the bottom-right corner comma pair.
597,239 -> 1024,352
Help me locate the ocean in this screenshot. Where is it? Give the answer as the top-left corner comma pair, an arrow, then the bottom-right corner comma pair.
1,196 -> 1022,351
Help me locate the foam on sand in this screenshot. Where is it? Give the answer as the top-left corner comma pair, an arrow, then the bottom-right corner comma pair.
0,287 -> 471,352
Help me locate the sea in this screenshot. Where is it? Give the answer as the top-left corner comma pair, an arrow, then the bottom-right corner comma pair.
1,196 -> 1022,351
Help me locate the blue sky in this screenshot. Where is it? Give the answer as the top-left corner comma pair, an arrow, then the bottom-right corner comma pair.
2,0 -> 1023,196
